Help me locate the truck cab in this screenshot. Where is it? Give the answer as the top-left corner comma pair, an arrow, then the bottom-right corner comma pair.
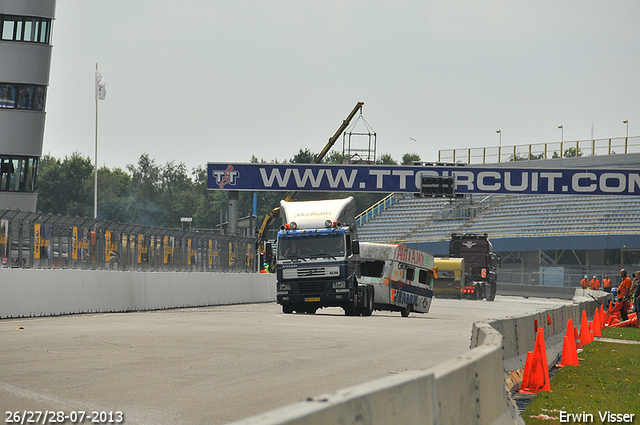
275,197 -> 364,315
449,233 -> 499,301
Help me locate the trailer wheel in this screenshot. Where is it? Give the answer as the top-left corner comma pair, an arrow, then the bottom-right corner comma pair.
362,286 -> 374,317
401,304 -> 412,317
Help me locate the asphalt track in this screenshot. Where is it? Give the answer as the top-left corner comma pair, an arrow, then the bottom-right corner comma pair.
1,296 -> 569,425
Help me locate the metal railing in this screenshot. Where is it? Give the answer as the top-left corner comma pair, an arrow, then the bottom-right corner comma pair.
355,193 -> 398,227
0,209 -> 257,272
500,265 -> 624,287
438,136 -> 640,164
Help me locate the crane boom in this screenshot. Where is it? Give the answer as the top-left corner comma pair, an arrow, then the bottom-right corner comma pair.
257,102 -> 365,244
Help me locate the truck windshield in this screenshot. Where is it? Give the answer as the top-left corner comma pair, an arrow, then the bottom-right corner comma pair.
278,234 -> 345,260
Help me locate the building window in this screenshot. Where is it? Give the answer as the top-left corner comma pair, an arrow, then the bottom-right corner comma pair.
0,156 -> 38,192
0,15 -> 51,44
0,83 -> 46,111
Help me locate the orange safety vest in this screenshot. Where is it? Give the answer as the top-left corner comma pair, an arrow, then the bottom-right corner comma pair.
581,278 -> 589,288
590,279 -> 600,290
603,278 -> 611,288
618,277 -> 632,300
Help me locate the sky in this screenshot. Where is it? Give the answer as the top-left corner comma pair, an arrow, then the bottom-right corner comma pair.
43,1 -> 640,174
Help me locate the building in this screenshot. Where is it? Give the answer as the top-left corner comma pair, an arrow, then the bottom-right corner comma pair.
0,0 -> 56,211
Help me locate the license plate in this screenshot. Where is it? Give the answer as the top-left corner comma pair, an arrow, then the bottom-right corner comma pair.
305,297 -> 321,302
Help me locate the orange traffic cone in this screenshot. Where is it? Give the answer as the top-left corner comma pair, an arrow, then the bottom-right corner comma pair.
600,305 -> 606,329
519,351 -> 533,391
518,328 -> 551,393
574,326 -> 582,349
558,334 -> 579,367
579,310 -> 591,346
611,313 -> 639,328
567,319 -> 579,360
593,310 -> 602,337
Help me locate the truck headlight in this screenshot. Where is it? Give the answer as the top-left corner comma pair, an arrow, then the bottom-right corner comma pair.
278,283 -> 291,291
333,281 -> 346,289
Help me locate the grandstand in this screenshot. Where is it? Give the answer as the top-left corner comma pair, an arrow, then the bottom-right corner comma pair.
357,153 -> 640,285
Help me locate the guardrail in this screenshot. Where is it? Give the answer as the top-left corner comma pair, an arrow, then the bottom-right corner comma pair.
0,209 -> 257,272
438,136 -> 640,164
355,193 -> 399,227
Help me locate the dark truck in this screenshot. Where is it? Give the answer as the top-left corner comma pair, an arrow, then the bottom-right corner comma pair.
449,233 -> 499,301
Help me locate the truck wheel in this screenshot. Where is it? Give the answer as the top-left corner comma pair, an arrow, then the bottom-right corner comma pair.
401,304 -> 412,317
475,283 -> 483,300
344,301 -> 357,316
345,280 -> 358,316
282,305 -> 293,314
362,286 -> 374,317
486,283 -> 496,301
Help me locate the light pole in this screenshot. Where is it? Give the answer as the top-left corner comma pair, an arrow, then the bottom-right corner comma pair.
496,130 -> 501,162
623,120 -> 629,138
558,125 -> 563,143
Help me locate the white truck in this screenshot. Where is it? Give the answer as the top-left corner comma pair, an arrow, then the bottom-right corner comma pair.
359,242 -> 436,317
275,197 -> 372,316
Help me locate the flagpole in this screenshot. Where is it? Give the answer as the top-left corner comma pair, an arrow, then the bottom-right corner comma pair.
94,63 -> 98,219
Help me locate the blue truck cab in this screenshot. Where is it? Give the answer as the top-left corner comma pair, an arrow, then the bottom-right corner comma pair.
275,197 -> 364,315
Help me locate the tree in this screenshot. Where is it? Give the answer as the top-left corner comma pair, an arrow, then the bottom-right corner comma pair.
157,161 -> 197,227
192,165 -> 227,230
126,154 -> 162,226
96,166 -> 132,222
37,152 -> 93,217
291,148 -> 316,164
376,153 -> 397,165
323,150 -> 345,164
552,147 -> 583,159
509,152 -> 546,161
401,152 -> 421,165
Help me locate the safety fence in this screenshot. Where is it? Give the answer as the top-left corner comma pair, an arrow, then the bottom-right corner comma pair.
499,265 -> 629,287
438,135 -> 640,164
0,209 -> 257,272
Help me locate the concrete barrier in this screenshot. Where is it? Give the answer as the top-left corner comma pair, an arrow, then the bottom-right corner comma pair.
472,289 -> 611,392
497,282 -> 577,299
228,323 -> 521,425
229,288 -> 611,425
0,268 -> 277,318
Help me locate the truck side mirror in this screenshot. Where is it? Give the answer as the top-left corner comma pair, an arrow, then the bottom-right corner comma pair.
352,240 -> 360,255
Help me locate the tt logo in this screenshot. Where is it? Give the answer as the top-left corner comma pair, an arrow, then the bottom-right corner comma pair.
212,165 -> 240,189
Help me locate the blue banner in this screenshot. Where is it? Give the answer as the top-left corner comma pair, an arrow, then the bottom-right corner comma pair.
207,163 -> 640,196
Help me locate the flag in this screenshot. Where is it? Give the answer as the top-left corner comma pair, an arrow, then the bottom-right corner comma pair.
95,69 -> 106,100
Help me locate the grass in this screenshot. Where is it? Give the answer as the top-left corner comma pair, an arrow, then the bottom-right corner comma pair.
523,327 -> 640,424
